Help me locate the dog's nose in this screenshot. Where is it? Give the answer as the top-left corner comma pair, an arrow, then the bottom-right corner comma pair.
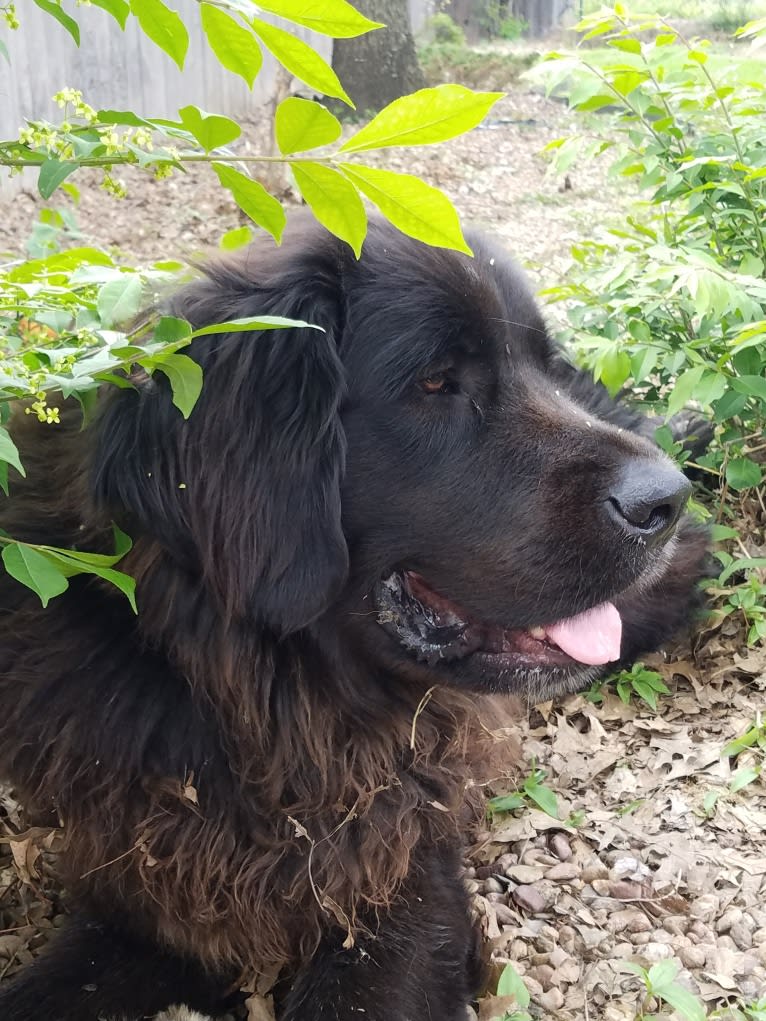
607,459 -> 690,545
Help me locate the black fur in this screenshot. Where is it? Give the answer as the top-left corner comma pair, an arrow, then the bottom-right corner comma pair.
0,216 -> 709,1020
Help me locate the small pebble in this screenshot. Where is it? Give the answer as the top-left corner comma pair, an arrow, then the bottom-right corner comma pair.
640,942 -> 674,962
512,885 -> 547,914
493,903 -> 517,926
546,862 -> 579,882
679,945 -> 706,969
717,906 -> 743,934
549,833 -> 572,861
527,963 -> 555,990
663,916 -> 689,936
537,987 -> 565,1011
581,860 -> 609,883
690,893 -> 719,921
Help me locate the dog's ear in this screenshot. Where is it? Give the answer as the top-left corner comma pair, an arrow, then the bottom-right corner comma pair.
93,229 -> 349,634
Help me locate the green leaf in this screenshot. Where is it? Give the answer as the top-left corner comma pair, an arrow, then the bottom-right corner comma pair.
112,525 -> 133,558
153,353 -> 203,419
0,38 -> 10,64
38,159 -> 79,200
633,679 -> 659,708
722,729 -> 760,758
212,163 -> 286,243
86,565 -> 137,613
731,374 -> 766,401
98,109 -> 158,128
710,524 -> 739,542
2,544 -> 69,607
130,0 -> 189,70
32,0 -> 80,44
599,346 -> 631,396
219,226 -> 254,250
0,426 -> 25,478
647,959 -> 681,991
275,97 -> 341,155
340,85 -> 503,154
97,275 -> 143,329
153,314 -> 192,345
188,315 -> 323,338
250,16 -> 353,105
291,162 -> 367,258
200,4 -> 262,88
726,457 -> 763,491
249,0 -> 381,37
665,365 -> 705,417
657,981 -> 707,1021
340,164 -> 471,255
90,0 -> 130,27
43,549 -> 137,612
497,964 -> 530,1007
730,765 -> 761,793
523,780 -> 559,818
487,792 -> 526,813
178,106 -> 241,152
703,790 -> 720,816
718,555 -> 766,584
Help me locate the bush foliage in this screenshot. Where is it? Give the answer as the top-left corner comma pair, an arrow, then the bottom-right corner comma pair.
0,0 -> 502,607
529,7 -> 766,644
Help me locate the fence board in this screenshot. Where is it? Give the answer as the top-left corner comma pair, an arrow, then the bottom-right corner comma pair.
0,1 -> 332,196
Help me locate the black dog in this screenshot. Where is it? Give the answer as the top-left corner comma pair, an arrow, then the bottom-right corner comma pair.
0,216 -> 708,1020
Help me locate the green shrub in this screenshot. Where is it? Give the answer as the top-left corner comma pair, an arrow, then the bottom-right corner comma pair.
427,11 -> 466,46
711,0 -> 758,33
419,42 -> 537,89
498,15 -> 528,40
528,8 -> 766,643
476,0 -> 527,40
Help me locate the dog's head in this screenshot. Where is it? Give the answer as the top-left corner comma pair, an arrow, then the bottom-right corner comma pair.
93,215 -> 691,701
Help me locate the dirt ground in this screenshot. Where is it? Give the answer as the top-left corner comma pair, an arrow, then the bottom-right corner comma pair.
0,79 -> 765,1019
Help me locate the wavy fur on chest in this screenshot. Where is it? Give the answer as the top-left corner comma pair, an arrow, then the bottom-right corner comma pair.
0,411 -> 509,975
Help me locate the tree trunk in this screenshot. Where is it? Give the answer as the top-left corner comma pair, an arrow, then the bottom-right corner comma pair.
332,0 -> 425,115
511,0 -> 566,37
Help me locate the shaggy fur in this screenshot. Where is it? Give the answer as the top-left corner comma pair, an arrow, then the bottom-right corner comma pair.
0,216 -> 709,1020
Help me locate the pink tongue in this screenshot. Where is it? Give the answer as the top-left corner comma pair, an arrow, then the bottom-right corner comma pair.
545,602 -> 622,666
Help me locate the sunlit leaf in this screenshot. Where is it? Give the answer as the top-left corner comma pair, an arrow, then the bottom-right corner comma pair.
340,85 -> 503,154
213,163 -> 286,242
275,97 -> 341,155
90,0 -> 131,28
291,162 -> 367,257
200,4 -> 262,88
130,0 -> 188,70
250,16 -> 352,105
340,164 -> 471,254
178,106 -> 241,152
32,0 -> 80,44
250,0 -> 382,38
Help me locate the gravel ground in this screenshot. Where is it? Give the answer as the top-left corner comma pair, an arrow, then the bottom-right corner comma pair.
0,78 -> 765,1019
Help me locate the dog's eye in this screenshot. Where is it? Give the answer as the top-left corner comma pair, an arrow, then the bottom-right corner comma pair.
419,373 -> 457,395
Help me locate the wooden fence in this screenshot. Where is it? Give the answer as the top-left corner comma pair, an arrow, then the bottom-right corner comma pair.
0,1 -> 440,199
0,0 -> 336,197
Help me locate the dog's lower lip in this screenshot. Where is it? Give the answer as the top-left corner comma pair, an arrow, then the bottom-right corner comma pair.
374,569 -> 573,668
